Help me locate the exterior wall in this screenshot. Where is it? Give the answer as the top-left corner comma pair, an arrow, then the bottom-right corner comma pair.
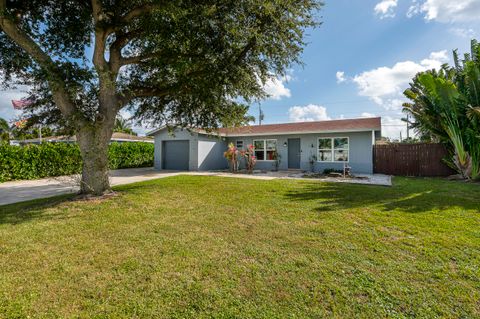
153,128 -> 378,173
197,135 -> 228,171
153,129 -> 198,170
227,131 -> 376,174
153,129 -> 228,171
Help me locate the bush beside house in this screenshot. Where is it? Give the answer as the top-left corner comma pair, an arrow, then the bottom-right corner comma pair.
0,142 -> 154,182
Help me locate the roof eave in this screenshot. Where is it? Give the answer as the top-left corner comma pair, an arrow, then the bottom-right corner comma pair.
223,128 -> 381,137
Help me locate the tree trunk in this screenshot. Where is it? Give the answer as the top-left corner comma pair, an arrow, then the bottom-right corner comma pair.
76,125 -> 113,195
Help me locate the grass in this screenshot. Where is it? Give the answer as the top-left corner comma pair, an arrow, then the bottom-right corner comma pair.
0,176 -> 479,318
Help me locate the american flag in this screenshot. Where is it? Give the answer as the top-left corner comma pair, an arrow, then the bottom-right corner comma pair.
11,99 -> 33,110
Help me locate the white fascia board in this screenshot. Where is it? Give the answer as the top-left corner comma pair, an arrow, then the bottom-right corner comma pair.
223,128 -> 381,137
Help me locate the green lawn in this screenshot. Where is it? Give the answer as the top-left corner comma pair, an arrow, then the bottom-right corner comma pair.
0,176 -> 479,318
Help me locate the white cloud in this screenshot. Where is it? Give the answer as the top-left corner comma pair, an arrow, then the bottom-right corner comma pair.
407,1 -> 422,18
336,71 -> 346,83
288,104 -> 331,122
262,75 -> 292,100
421,50 -> 449,69
449,27 -> 476,38
361,112 -> 408,139
383,98 -> 405,111
374,0 -> 398,18
360,112 -> 377,118
350,50 -> 448,110
382,116 -> 408,140
408,0 -> 480,23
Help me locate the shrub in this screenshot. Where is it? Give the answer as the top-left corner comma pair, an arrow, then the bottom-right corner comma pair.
108,142 -> 154,169
0,142 -> 154,182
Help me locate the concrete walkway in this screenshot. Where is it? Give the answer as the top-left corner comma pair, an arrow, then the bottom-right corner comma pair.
0,168 -> 177,206
0,168 -> 391,206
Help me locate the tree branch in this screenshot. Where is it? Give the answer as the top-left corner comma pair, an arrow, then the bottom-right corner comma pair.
119,66 -> 212,106
0,0 -> 78,119
109,28 -> 144,73
123,86 -> 172,104
120,51 -> 162,65
90,0 -> 109,74
120,3 -> 164,24
234,37 -> 257,65
120,82 -> 186,106
90,0 -> 103,23
89,0 -> 121,122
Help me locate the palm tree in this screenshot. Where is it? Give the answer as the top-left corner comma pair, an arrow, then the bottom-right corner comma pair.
114,116 -> 137,136
403,39 -> 480,180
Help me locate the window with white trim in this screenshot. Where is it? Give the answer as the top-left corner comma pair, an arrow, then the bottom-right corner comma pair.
236,140 -> 244,149
318,137 -> 349,162
253,139 -> 277,160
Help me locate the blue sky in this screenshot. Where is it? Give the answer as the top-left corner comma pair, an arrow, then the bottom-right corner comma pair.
252,0 -> 480,138
1,0 -> 480,138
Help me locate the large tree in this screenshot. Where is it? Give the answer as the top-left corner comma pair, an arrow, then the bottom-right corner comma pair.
0,0 -> 320,195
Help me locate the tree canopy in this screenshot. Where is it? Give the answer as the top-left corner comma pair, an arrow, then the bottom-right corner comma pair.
0,0 -> 321,194
0,0 -> 321,130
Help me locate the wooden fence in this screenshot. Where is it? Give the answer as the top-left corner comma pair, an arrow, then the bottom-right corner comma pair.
373,143 -> 456,176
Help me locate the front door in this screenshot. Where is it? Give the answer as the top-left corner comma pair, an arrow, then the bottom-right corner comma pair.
288,138 -> 301,169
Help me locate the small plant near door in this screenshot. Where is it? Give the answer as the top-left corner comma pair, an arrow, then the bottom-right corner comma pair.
272,151 -> 281,171
224,143 -> 240,172
241,144 -> 257,174
308,153 -> 317,172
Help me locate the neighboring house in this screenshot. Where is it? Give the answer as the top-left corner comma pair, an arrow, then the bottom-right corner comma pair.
147,117 -> 381,174
9,132 -> 154,146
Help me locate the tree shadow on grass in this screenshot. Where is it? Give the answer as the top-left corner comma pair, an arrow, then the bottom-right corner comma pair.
284,179 -> 480,214
0,194 -> 76,225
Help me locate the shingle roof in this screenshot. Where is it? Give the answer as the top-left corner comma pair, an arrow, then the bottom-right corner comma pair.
218,117 -> 381,136
12,132 -> 153,144
110,132 -> 154,142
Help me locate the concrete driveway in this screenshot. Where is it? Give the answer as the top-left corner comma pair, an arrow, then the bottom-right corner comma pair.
0,168 -> 181,206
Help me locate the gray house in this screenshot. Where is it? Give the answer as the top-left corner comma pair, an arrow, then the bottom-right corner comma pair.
147,117 -> 381,174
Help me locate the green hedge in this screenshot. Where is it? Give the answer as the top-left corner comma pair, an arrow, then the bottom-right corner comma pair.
108,142 -> 154,170
0,142 -> 154,182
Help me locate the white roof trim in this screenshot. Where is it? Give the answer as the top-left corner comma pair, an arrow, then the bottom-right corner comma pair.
146,126 -> 203,136
146,126 -> 167,136
148,127 -> 381,137
223,128 -> 381,137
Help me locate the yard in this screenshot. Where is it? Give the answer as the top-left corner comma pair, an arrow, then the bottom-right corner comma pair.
0,176 -> 479,318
